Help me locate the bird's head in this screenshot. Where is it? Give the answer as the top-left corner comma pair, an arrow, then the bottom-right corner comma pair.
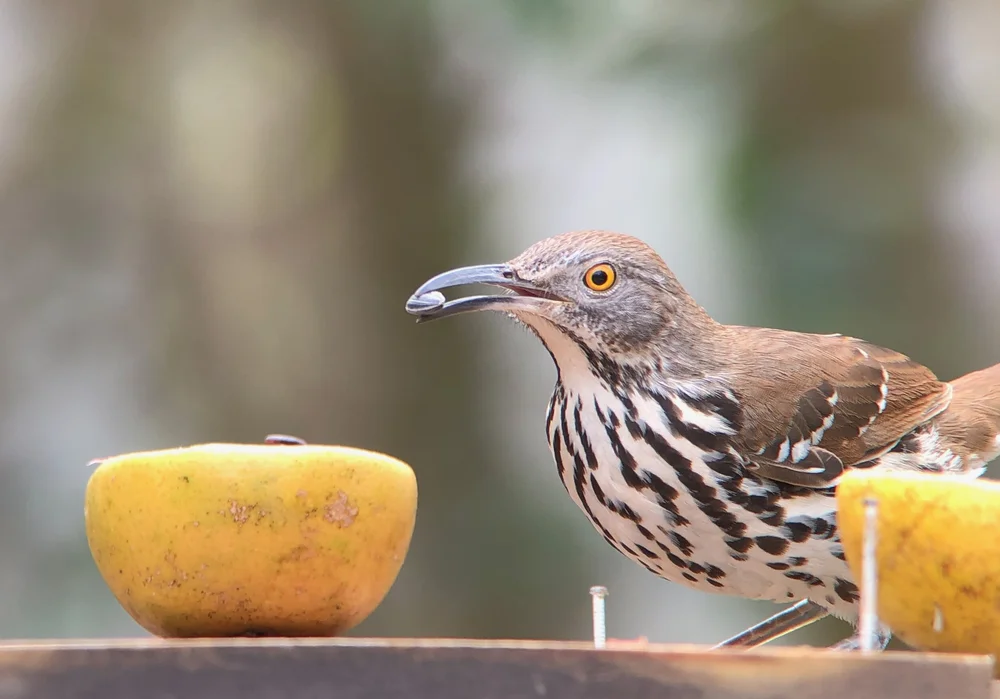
407,231 -> 716,362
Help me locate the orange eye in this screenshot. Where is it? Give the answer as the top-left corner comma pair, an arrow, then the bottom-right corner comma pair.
584,263 -> 616,292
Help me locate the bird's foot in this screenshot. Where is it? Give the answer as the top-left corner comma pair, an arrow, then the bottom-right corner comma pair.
829,626 -> 892,651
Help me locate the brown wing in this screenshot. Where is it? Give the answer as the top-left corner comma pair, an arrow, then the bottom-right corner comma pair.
934,363 -> 1000,469
724,329 -> 952,488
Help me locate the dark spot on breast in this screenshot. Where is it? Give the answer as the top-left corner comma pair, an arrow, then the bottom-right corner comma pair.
682,572 -> 699,583
602,416 -> 645,490
812,516 -> 836,539
635,543 -> 658,559
670,532 -> 694,556
723,486 -> 748,507
680,388 -> 744,433
644,474 -> 688,526
560,404 -> 594,526
551,428 -> 566,480
657,544 -> 687,570
742,494 -> 771,514
653,392 -> 728,454
835,578 -> 860,603
546,387 -> 561,436
783,520 -> 812,543
785,571 -> 825,587
638,559 -> 661,575
635,524 -> 655,541
754,535 -> 790,556
570,450 -> 597,525
760,508 -> 786,526
561,415 -> 618,550
589,475 -> 607,505
702,565 -> 724,579
701,502 -> 748,538
609,499 -> 641,522
639,422 -> 745,539
574,400 -> 599,470
725,537 -> 753,554
766,562 -> 790,571
623,405 -> 644,441
667,553 -> 688,569
706,452 -> 744,479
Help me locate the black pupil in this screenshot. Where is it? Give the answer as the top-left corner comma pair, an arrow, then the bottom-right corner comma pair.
590,269 -> 608,286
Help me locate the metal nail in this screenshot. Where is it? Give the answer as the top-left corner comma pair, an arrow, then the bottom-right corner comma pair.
264,434 -> 307,445
933,605 -> 944,633
858,496 -> 880,652
589,585 -> 608,649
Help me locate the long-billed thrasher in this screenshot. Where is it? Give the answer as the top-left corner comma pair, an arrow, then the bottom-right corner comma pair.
405,230 -> 1000,649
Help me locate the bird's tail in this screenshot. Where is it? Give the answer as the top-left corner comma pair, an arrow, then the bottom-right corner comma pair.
936,362 -> 1000,472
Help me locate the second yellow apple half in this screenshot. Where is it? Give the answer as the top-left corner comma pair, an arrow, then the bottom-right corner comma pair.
84,442 -> 417,637
836,469 -> 1000,660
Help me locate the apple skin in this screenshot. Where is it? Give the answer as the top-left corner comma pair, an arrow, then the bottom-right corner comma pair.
84,442 -> 417,637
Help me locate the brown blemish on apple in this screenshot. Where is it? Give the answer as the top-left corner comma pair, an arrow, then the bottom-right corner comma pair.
228,501 -> 256,525
324,491 -> 358,528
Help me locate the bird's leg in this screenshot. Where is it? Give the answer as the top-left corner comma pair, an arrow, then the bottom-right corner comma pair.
712,599 -> 829,648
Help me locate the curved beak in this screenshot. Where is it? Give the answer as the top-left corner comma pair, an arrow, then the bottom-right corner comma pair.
405,263 -> 565,323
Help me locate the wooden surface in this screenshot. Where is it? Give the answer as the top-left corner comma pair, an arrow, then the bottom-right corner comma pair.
0,637 -> 993,699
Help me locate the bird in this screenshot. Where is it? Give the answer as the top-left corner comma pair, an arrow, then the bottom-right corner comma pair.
405,230 -> 1000,650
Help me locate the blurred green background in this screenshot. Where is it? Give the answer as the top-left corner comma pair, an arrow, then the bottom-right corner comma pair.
1,0 -> 998,649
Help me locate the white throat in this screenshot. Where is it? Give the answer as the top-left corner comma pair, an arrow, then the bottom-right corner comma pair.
515,314 -> 596,382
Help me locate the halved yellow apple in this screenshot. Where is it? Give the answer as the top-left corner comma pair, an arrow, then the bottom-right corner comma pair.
84,440 -> 417,637
837,470 -> 1000,659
